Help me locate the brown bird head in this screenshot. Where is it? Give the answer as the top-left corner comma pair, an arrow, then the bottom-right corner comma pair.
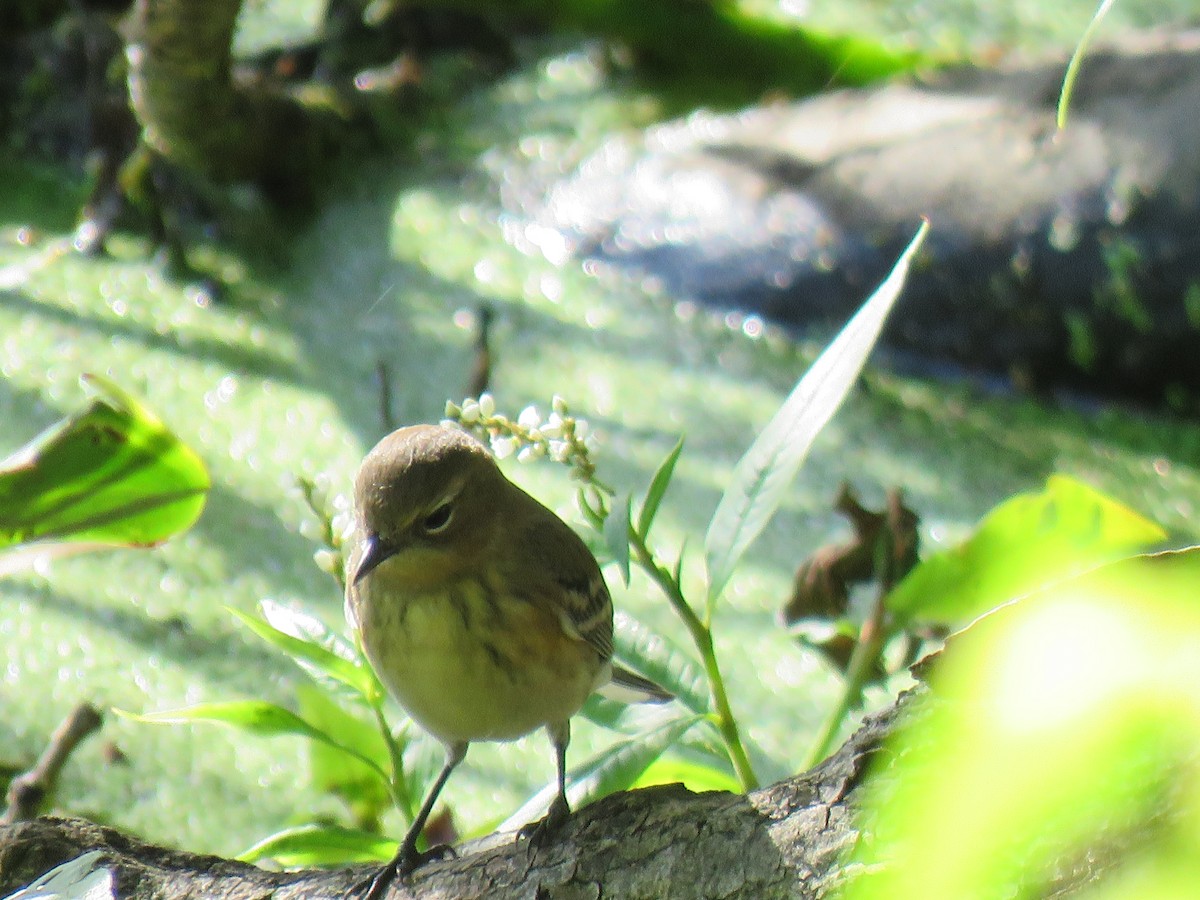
350,425 -> 507,587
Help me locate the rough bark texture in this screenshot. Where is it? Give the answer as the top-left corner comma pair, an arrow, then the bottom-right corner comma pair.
126,0 -> 332,205
0,693 -> 905,899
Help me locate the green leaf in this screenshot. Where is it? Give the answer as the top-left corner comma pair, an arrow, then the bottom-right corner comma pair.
1058,0 -> 1117,129
887,474 -> 1166,625
0,373 -> 208,551
120,701 -> 389,782
704,222 -> 928,607
231,602 -> 379,700
500,713 -> 704,832
613,612 -> 711,714
296,683 -> 392,819
846,547 -> 1200,900
604,492 -> 632,586
637,437 -> 684,538
238,824 -> 396,866
631,754 -> 741,793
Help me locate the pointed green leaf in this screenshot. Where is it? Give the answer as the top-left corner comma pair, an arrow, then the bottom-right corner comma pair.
0,374 -> 208,551
238,824 -> 396,866
500,713 -> 704,832
887,474 -> 1166,625
705,222 -> 928,607
604,492 -> 632,586
231,602 -> 379,700
637,437 -> 684,538
296,683 -> 392,818
614,612 -> 711,714
119,701 -> 389,782
1057,0 -> 1117,129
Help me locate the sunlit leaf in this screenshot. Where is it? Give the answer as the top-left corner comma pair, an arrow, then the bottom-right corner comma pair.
500,713 -> 704,832
238,824 -> 396,866
846,548 -> 1200,900
119,701 -> 388,782
632,753 -> 740,793
0,374 -> 208,556
704,221 -> 928,607
1058,0 -> 1117,129
637,437 -> 684,538
887,474 -> 1165,624
232,602 -> 379,700
613,612 -> 711,714
296,683 -> 392,819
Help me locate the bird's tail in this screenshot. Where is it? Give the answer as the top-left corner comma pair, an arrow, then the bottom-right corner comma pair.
602,665 -> 674,704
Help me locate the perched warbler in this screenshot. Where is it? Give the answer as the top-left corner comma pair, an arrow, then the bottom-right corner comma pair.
345,424 -> 669,898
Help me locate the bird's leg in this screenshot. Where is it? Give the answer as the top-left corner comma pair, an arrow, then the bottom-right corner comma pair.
350,742 -> 467,900
520,721 -> 571,850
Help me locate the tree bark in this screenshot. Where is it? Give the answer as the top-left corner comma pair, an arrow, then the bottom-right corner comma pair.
0,692 -> 905,899
125,0 -> 333,207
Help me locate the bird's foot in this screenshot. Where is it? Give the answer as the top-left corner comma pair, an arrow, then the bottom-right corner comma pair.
348,842 -> 456,899
518,795 -> 570,852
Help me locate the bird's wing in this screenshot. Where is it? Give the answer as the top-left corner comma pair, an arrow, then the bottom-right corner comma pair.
521,514 -> 614,663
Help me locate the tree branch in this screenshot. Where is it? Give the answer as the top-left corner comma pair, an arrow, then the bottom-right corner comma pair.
0,692 -> 907,899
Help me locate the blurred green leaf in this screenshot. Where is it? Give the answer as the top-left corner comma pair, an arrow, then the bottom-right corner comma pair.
121,701 -> 389,783
631,753 -> 740,794
1058,0 -> 1117,129
846,548 -> 1200,900
637,437 -> 684,538
232,602 -> 380,700
613,612 -> 711,714
238,823 -> 396,866
704,222 -> 928,608
604,492 -> 632,586
887,474 -> 1166,625
0,373 -> 208,552
296,683 -> 392,822
500,713 -> 704,832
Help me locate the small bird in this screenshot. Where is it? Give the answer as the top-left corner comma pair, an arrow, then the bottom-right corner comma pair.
345,424 -> 668,898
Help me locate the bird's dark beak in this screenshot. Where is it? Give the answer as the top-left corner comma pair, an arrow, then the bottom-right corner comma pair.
352,532 -> 394,585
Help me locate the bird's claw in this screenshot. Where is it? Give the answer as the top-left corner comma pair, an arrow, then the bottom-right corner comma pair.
518,796 -> 570,852
348,843 -> 456,899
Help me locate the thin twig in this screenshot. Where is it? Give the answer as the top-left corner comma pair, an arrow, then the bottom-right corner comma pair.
3,703 -> 104,824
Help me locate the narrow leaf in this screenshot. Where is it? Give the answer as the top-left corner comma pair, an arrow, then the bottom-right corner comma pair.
296,683 -> 392,817
613,612 -> 711,714
1058,0 -> 1117,130
887,474 -> 1166,624
637,437 -> 684,537
604,493 -> 632,586
119,701 -> 388,781
238,824 -> 396,866
0,373 -> 208,549
705,221 -> 928,606
232,602 -> 379,699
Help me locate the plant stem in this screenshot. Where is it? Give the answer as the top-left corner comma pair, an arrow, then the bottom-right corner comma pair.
629,528 -> 759,791
371,701 -> 413,821
801,583 -> 889,771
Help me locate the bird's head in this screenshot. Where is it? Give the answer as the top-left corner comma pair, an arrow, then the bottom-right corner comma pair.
350,425 -> 505,587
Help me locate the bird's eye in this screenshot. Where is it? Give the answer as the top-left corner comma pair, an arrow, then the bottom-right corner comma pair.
422,502 -> 453,534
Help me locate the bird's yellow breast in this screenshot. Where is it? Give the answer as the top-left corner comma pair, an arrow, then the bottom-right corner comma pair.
353,571 -> 603,744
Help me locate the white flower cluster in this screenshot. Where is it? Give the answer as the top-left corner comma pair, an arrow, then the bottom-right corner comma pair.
443,393 -> 597,482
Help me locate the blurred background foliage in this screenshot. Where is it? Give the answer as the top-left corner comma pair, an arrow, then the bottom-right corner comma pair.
2,1 -> 1200,893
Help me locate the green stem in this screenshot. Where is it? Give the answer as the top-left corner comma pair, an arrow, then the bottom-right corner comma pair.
629,528 -> 758,791
371,701 -> 413,821
801,585 -> 890,771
